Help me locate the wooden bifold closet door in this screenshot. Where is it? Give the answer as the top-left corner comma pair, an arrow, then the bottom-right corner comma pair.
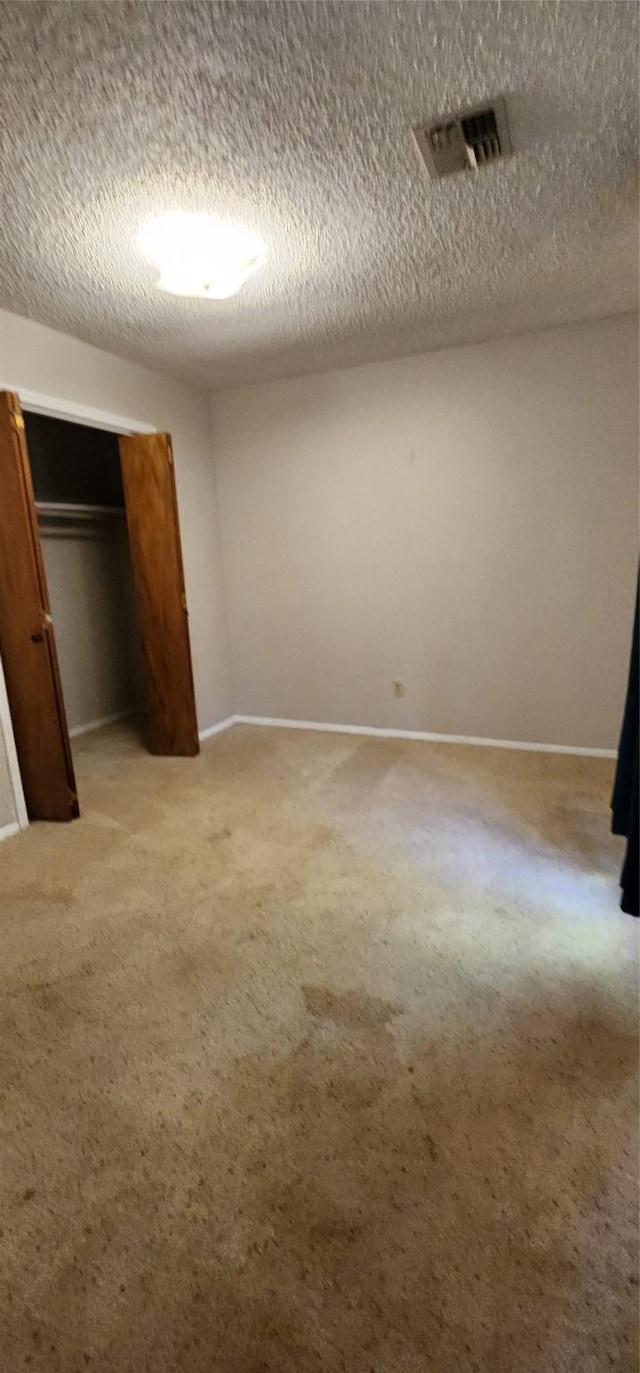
0,391 -> 78,820
119,432 -> 199,757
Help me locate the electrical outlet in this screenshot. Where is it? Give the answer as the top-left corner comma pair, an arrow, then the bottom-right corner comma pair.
392,680 -> 405,698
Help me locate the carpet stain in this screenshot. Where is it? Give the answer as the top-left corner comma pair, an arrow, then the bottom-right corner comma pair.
0,721 -> 637,1373
302,983 -> 400,1029
207,826 -> 232,846
5,880 -> 73,906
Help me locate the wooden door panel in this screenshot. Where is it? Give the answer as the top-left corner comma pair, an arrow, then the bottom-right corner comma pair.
119,433 -> 199,756
0,391 -> 78,820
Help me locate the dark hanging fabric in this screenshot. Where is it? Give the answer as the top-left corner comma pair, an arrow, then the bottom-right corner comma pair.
611,574 -> 639,916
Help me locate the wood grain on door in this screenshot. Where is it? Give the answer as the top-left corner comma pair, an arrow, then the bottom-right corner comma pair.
0,391 -> 78,820
119,432 -> 199,756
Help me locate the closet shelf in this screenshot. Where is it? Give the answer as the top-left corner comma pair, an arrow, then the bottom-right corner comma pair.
36,502 -> 126,539
36,502 -> 125,522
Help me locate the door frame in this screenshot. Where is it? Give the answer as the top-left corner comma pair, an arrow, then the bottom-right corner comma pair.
1,387 -> 156,435
0,384 -> 158,831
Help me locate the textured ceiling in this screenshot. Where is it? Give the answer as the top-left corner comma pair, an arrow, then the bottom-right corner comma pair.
0,0 -> 638,390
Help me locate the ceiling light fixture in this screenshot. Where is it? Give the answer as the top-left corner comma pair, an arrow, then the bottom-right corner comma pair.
137,211 -> 265,299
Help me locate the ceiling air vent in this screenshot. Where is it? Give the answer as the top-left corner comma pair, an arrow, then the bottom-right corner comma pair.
413,96 -> 512,179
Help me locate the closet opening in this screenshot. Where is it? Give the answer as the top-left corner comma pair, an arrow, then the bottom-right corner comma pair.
25,411 -> 147,751
0,389 -> 199,825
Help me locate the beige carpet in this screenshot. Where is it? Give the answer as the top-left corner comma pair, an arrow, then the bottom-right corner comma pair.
1,722 -> 637,1373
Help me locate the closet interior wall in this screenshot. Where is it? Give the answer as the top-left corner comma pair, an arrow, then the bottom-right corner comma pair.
25,412 -> 143,736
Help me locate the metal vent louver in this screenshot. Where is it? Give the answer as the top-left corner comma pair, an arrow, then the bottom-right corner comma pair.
413,96 -> 512,179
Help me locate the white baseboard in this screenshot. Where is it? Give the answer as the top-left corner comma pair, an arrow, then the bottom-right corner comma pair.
70,710 -> 236,744
232,715 -> 616,759
198,715 -> 238,742
68,707 -> 613,758
69,709 -> 136,739
0,821 -> 20,843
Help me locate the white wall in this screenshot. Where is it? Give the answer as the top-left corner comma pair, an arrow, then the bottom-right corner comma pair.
41,524 -> 143,733
213,314 -> 639,750
0,656 -> 22,835
0,309 -> 232,735
0,722 -> 17,830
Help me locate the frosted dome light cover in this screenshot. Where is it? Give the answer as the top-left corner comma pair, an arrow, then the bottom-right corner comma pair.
137,212 -> 265,299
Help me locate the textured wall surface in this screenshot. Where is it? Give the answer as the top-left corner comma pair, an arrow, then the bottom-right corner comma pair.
0,308 -> 233,733
213,314 -> 639,749
0,1 -> 637,389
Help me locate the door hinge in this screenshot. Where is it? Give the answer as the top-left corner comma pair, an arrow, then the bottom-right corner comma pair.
181,593 -> 188,611
13,414 -> 25,431
42,611 -> 53,627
